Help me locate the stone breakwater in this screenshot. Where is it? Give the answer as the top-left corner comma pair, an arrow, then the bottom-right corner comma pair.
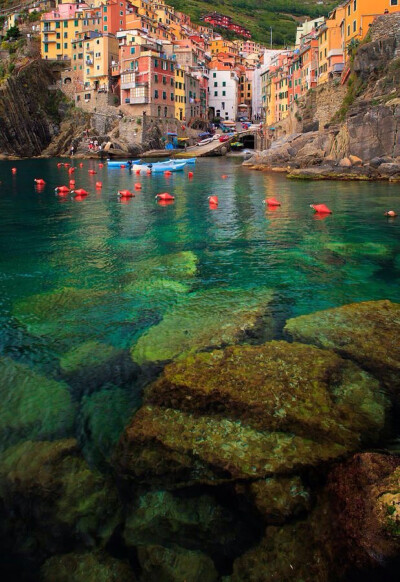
1,300 -> 398,580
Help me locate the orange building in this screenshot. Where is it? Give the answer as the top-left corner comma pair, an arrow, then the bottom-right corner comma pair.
342,0 -> 400,47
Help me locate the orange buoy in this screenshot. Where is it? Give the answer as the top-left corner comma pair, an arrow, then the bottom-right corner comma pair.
311,204 -> 332,214
72,188 -> 89,196
34,179 -> 45,185
11,167 -> 17,174
156,192 -> 174,201
118,190 -> 134,197
79,163 -> 84,168
221,174 -> 228,179
88,169 -> 97,175
69,179 -> 75,186
134,183 -> 142,190
384,210 -> 397,217
99,163 -> 104,168
164,170 -> 172,176
208,196 -> 219,206
188,171 -> 194,179
55,185 -> 70,193
96,181 -> 102,189
265,197 -> 281,206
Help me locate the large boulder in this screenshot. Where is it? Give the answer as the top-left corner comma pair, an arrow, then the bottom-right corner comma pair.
41,551 -> 135,582
137,545 -> 218,582
0,439 -> 121,554
0,356 -> 75,450
130,288 -> 275,365
284,300 -> 400,394
115,341 -> 387,487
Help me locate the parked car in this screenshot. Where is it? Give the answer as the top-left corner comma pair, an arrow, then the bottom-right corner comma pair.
219,135 -> 230,142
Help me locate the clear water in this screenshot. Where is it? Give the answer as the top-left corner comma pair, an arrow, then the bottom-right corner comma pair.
0,157 -> 399,578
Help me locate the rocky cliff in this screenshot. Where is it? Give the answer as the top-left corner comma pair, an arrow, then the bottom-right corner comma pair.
246,13 -> 400,180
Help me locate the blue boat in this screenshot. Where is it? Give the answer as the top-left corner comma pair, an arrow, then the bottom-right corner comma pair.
107,160 -> 140,168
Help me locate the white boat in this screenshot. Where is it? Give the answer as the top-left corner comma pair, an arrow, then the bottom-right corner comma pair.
132,161 -> 187,173
197,137 -> 214,146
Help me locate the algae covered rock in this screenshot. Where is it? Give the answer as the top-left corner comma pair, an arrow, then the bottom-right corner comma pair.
116,341 -> 388,487
123,490 -> 246,558
41,551 -> 135,582
327,452 -> 400,569
0,356 -> 75,450
145,341 -> 386,445
130,287 -> 275,364
284,300 -> 400,392
325,242 -> 391,259
60,341 -> 121,374
137,545 -> 218,582
125,251 -> 198,282
0,439 -> 121,551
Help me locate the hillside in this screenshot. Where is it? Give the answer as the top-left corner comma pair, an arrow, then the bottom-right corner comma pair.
168,0 -> 336,46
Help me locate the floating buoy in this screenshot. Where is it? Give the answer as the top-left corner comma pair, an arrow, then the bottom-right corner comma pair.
74,195 -> 87,201
118,189 -> 134,197
146,169 -> 152,175
64,163 -> 70,168
384,210 -> 397,217
96,181 -> 102,189
57,163 -> 63,168
11,167 -> 17,174
265,197 -> 281,206
208,196 -> 219,206
136,169 -> 141,175
68,167 -> 75,174
72,188 -> 88,196
221,174 -> 228,179
55,185 -> 70,193
34,179 -> 45,185
79,163 -> 84,168
120,164 -> 126,169
69,179 -> 75,186
156,192 -> 174,201
99,163 -> 104,168
157,199 -> 174,206
134,183 -> 142,190
164,170 -> 172,176
88,170 -> 97,175
188,171 -> 193,178
311,204 -> 332,214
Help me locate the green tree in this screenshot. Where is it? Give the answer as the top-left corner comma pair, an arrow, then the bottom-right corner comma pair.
5,25 -> 21,41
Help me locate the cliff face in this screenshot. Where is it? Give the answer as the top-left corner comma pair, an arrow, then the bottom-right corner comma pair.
247,13 -> 400,177
0,60 -> 66,158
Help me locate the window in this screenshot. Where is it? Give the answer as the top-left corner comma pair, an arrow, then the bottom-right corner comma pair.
353,19 -> 356,32
130,47 -> 135,54
56,21 -> 60,28
86,69 -> 89,74
162,91 -> 167,99
154,89 -> 159,98
214,91 -> 218,96
104,16 -> 107,22
163,76 -> 166,84
391,0 -> 398,5
214,81 -> 217,87
353,0 -> 357,10
44,44 -> 48,53
154,59 -> 158,67
348,5 -> 351,15
171,78 -> 174,86
57,32 -> 60,39
222,81 -> 226,87
222,90 -> 226,96
64,21 -> 68,28
170,63 -> 174,71
162,61 -> 167,70
164,107 -> 168,117
158,106 -> 161,117
64,32 -> 68,38
104,6 -> 107,12
171,93 -> 174,100
213,72 -> 216,78
347,24 -> 350,36
155,74 -> 159,83
74,20 -> 78,26
222,102 -> 225,110
104,25 -> 107,31
56,43 -> 61,49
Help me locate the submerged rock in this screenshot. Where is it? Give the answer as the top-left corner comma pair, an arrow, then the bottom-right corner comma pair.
0,439 -> 121,553
123,490 -> 246,558
41,551 -> 135,582
324,242 -> 391,259
124,251 -> 198,284
137,545 -> 218,582
60,341 -> 121,374
327,452 -> 400,569
0,356 -> 75,450
130,287 -> 275,364
284,300 -> 400,393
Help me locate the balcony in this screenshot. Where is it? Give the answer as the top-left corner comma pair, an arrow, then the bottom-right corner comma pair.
86,59 -> 93,65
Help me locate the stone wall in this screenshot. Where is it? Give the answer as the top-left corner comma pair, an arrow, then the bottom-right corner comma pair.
371,13 -> 400,42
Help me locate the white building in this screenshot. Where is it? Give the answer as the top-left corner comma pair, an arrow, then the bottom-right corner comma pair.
295,17 -> 325,47
208,67 -> 239,121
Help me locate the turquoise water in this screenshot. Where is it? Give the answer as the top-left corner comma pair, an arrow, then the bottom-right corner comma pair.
0,157 -> 399,578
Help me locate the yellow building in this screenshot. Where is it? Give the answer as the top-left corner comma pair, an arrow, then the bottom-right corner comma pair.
175,65 -> 185,120
317,23 -> 329,85
210,38 -> 238,57
343,0 -> 400,48
41,5 -> 101,61
318,5 -> 346,85
263,68 -> 277,126
83,33 -> 118,91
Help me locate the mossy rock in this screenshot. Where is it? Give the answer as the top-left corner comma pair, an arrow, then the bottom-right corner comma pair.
130,287 -> 275,364
41,551 -> 135,582
79,386 -> 137,466
145,341 -> 387,446
125,251 -> 198,283
0,356 -> 75,450
284,300 -> 400,393
123,490 -> 248,558
137,545 -> 218,582
115,404 -> 348,487
325,242 -> 391,259
0,439 -> 121,552
60,341 -> 121,374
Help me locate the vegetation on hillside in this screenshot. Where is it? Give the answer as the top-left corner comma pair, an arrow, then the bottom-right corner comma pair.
168,0 -> 336,46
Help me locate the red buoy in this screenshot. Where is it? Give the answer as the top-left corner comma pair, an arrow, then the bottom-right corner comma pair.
96,181 -> 102,188
72,188 -> 89,196
146,169 -> 151,175
266,197 -> 281,206
68,167 -> 75,174
208,196 -> 219,206
120,164 -> 126,169
164,170 -> 172,176
311,204 -> 332,214
99,163 -> 104,168
136,169 -> 141,175
69,179 -> 76,186
156,192 -> 174,201
64,163 -> 70,168
221,174 -> 228,179
34,179 -> 45,185
384,210 -> 397,217
134,183 -> 142,190
118,190 -> 134,197
188,171 -> 193,178
79,163 -> 84,168
11,167 -> 17,174
57,163 -> 63,168
88,169 -> 97,175
157,199 -> 174,206
55,185 -> 70,192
